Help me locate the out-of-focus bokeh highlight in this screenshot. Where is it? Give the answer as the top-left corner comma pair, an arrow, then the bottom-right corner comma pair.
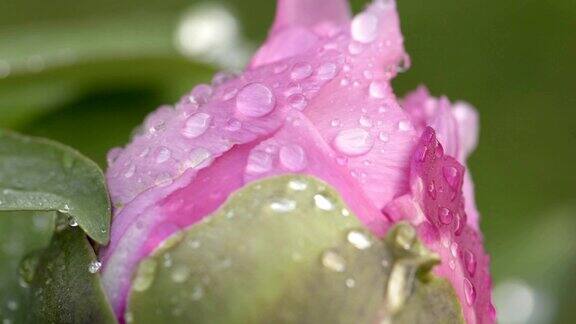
0,0 -> 574,322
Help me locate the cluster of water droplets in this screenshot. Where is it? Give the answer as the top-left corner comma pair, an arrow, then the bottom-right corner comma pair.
410,128 -> 493,319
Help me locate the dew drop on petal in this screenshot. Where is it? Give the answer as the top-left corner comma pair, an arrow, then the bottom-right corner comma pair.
378,132 -> 389,142
107,147 -> 123,165
369,81 -> 388,99
351,12 -> 379,43
398,120 -> 414,132
290,62 -> 313,80
333,128 -> 374,156
279,144 -> 307,171
464,250 -> 477,276
246,150 -> 273,174
236,83 -> 276,117
464,278 -> 477,305
443,166 -> 460,189
438,207 -> 453,225
450,242 -> 459,258
182,113 -> 212,138
124,164 -> 136,178
321,250 -> 346,272
317,63 -> 338,80
287,94 -> 308,111
182,148 -> 212,170
225,119 -> 242,131
155,147 -> 172,164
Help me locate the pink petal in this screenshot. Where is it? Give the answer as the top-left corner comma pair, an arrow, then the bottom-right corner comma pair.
245,111 -> 391,236
250,0 -> 351,68
402,86 -> 481,228
388,127 -> 495,324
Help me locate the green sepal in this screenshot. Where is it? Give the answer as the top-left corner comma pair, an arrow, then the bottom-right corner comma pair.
127,175 -> 465,323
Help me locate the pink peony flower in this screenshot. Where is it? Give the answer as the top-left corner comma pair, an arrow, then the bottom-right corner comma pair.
102,0 -> 494,322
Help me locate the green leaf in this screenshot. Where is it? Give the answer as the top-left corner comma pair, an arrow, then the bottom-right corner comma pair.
127,175 -> 464,323
27,224 -> 117,323
0,130 -> 111,244
0,211 -> 55,322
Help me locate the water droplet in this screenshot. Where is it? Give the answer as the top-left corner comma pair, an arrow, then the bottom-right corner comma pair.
154,173 -> 174,187
438,207 -> 453,225
279,144 -> 307,171
351,12 -> 379,43
333,128 -> 374,156
464,278 -> 476,305
190,84 -> 213,105
427,181 -> 437,200
155,147 -> 172,164
107,148 -> 123,165
341,208 -> 350,217
317,63 -> 338,80
415,146 -> 428,162
269,198 -> 297,213
398,120 -> 414,132
288,179 -> 308,191
68,217 -> 78,227
314,194 -> 334,211
345,278 -> 356,288
88,261 -> 102,274
378,132 -> 389,142
443,166 -> 460,189
188,240 -> 201,249
225,118 -> 242,131
331,119 -> 341,127
359,115 -> 373,128
369,81 -> 388,99
454,212 -> 464,236
182,148 -> 212,170
449,259 -> 456,270
212,71 -> 235,86
246,150 -> 273,174
171,265 -> 190,283
287,93 -> 308,111
191,285 -> 204,301
58,204 -> 70,214
348,41 -> 365,55
133,258 -> 158,292
347,230 -> 372,250
236,83 -> 276,117
464,250 -> 477,276
6,299 -> 18,311
395,225 -> 416,250
124,164 -> 136,178
182,113 -> 212,138
290,62 -> 313,80
321,250 -> 346,272
450,242 -> 459,258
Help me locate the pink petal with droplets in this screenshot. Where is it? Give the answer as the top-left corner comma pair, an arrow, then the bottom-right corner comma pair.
250,0 -> 351,68
387,127 -> 494,324
402,86 -> 481,228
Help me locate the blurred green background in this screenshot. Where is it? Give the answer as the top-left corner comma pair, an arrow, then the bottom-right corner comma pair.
0,0 -> 574,322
